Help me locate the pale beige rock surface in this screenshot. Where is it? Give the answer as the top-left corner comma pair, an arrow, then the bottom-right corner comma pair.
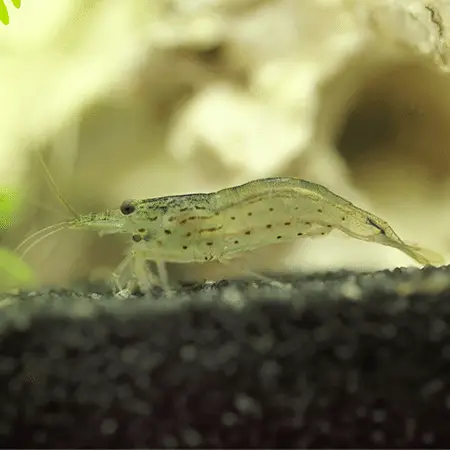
1,0 -> 450,288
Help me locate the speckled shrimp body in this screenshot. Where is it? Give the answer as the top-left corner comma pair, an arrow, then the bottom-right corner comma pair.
18,176 -> 445,295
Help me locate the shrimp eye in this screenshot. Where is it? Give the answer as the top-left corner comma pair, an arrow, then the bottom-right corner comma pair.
120,200 -> 136,215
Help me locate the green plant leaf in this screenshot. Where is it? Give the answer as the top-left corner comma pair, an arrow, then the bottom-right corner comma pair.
0,247 -> 36,291
0,186 -> 34,291
0,0 -> 21,25
0,186 -> 22,230
0,0 -> 11,25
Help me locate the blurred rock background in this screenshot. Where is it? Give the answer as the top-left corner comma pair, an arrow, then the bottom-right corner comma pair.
1,0 -> 450,289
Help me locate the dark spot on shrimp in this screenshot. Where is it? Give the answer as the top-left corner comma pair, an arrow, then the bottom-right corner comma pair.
182,245 -> 188,250
186,216 -> 211,221
206,242 -> 213,246
200,226 -> 223,234
366,217 -> 386,235
164,230 -> 171,235
245,231 -> 251,235
186,232 -> 192,237
284,222 -> 291,226
132,234 -> 142,242
277,235 -> 282,239
266,224 -> 272,229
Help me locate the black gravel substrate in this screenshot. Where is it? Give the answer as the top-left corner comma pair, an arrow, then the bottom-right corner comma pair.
1,265 -> 450,448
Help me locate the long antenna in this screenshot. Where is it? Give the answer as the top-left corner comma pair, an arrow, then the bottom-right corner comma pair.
35,151 -> 79,219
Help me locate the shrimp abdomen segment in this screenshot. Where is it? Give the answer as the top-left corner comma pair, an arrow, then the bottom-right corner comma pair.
214,177 -> 444,266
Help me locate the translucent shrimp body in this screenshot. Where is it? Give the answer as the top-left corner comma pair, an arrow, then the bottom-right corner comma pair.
18,176 -> 445,295
97,177 -> 443,267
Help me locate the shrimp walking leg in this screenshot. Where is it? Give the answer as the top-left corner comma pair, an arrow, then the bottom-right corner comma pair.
155,260 -> 173,295
113,250 -> 160,297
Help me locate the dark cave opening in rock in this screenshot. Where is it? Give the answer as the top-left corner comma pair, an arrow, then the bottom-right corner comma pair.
335,62 -> 450,207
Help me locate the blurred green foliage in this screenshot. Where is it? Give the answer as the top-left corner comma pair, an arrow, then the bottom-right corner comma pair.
0,186 -> 36,292
0,186 -> 21,230
0,0 -> 41,291
0,0 -> 21,26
